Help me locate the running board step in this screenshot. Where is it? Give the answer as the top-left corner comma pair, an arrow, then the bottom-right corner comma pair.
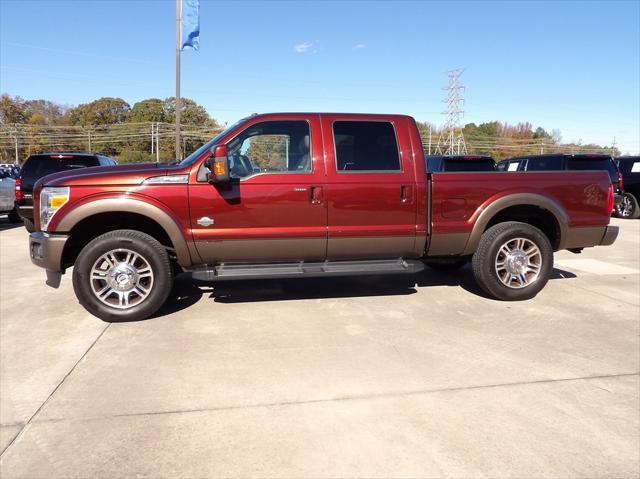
191,258 -> 424,282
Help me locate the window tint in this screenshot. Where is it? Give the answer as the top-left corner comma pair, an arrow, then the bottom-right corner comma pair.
333,121 -> 400,172
227,120 -> 311,178
98,155 -> 116,166
526,156 -> 563,171
426,157 -> 442,172
619,159 -> 640,174
20,155 -> 100,187
567,158 -> 618,184
443,159 -> 495,172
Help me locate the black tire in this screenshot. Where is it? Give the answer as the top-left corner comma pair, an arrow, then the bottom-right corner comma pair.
7,208 -> 22,223
72,229 -> 173,322
23,217 -> 35,232
425,260 -> 467,272
472,221 -> 553,301
615,193 -> 640,219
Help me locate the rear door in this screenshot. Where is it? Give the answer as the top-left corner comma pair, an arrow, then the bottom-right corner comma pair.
320,115 -> 418,259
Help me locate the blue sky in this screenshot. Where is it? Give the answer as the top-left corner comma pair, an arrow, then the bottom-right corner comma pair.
1,0 -> 639,153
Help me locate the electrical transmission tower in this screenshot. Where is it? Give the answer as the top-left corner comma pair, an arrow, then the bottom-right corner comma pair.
436,69 -> 467,155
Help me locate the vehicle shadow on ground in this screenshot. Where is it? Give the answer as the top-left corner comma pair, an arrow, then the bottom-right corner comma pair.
0,216 -> 23,232
148,266 -> 577,320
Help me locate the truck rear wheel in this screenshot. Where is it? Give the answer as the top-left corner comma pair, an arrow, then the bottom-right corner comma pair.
72,229 -> 173,322
615,193 -> 640,219
472,221 -> 553,301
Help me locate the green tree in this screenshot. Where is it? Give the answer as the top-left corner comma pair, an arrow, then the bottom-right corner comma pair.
127,98 -> 166,123
533,126 -> 551,140
65,97 -> 130,126
162,97 -> 216,127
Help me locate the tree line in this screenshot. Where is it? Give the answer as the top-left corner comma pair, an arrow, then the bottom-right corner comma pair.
0,93 -> 620,163
415,121 -> 619,160
0,94 -> 220,163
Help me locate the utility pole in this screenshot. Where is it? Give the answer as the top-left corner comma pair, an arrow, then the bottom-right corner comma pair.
10,126 -> 18,163
612,136 -> 617,155
156,123 -> 160,163
428,125 -> 432,155
436,69 -> 467,155
87,127 -> 92,151
151,122 -> 155,155
175,0 -> 182,161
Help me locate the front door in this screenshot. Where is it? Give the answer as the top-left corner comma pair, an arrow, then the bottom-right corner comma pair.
189,116 -> 327,263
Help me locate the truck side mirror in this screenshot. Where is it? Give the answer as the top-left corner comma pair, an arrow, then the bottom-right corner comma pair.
206,145 -> 230,183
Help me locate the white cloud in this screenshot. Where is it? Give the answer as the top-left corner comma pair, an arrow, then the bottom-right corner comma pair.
293,42 -> 314,53
353,43 -> 366,50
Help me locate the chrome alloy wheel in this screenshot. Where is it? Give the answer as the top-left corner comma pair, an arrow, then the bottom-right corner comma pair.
90,249 -> 154,309
494,237 -> 542,289
617,195 -> 633,217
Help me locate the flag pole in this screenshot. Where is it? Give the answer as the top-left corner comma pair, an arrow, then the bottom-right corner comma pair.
175,0 -> 182,161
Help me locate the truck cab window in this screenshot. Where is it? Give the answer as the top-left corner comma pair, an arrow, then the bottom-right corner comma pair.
226,120 -> 311,178
333,121 -> 400,172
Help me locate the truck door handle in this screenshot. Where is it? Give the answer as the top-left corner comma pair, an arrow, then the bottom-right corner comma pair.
401,185 -> 413,203
311,186 -> 323,204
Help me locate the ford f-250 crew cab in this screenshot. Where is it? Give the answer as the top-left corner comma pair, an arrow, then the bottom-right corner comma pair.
29,113 -> 619,321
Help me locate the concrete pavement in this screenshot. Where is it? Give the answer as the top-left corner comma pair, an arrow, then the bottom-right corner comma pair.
0,217 -> 638,478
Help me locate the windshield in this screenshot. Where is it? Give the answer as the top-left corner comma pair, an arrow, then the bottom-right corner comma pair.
178,118 -> 248,167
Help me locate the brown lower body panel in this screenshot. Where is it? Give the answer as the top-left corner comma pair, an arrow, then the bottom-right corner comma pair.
194,238 -> 326,263
195,235 -> 422,264
327,236 -> 418,260
426,232 -> 470,256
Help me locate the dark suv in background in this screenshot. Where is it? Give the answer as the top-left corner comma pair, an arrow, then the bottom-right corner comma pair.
496,153 -> 623,206
426,155 -> 496,172
16,152 -> 117,232
614,156 -> 640,219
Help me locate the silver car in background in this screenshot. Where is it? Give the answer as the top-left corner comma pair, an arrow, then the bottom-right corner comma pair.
0,168 -> 21,223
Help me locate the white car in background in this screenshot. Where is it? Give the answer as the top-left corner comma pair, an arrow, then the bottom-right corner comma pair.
0,169 -> 21,223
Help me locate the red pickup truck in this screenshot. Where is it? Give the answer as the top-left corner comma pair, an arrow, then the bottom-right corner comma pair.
29,113 -> 618,321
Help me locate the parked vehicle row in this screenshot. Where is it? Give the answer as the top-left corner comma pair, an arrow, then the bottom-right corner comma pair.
25,113 -> 618,322
0,168 -> 21,223
614,156 -> 640,219
496,153 -> 623,205
15,152 -> 117,232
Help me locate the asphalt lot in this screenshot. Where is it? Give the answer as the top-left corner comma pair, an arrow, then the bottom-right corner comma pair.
0,217 -> 638,478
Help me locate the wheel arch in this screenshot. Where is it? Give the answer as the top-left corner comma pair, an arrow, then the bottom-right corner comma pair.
57,197 -> 194,268
463,193 -> 570,255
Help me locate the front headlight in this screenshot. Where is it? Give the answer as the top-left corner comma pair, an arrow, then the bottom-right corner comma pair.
40,187 -> 70,231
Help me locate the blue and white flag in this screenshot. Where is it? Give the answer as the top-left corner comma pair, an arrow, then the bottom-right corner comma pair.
181,0 -> 200,51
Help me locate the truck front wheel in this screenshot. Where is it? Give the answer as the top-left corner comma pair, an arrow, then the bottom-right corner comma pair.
72,229 -> 173,322
472,222 -> 553,301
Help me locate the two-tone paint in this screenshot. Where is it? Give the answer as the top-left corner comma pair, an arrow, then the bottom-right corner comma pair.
32,112 -> 616,277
